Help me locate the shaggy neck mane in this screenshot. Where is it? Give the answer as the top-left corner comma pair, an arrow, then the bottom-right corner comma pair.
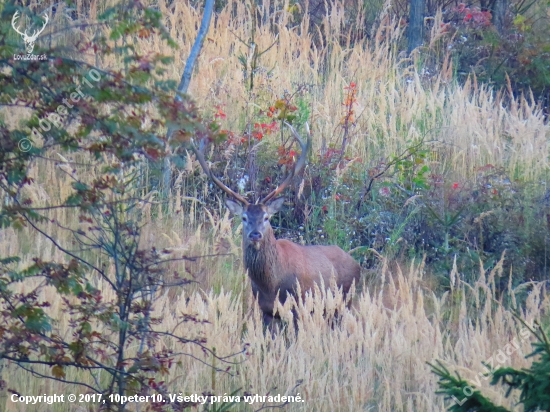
243,227 -> 279,291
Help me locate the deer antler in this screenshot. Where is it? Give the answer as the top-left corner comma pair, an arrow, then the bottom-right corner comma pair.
261,122 -> 311,204
27,13 -> 49,41
11,11 -> 25,37
190,138 -> 250,205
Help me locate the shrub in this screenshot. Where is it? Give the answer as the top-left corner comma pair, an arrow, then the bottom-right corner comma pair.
429,320 -> 550,412
0,1 -> 241,409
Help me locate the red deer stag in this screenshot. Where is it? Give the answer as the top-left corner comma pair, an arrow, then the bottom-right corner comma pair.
191,124 -> 361,326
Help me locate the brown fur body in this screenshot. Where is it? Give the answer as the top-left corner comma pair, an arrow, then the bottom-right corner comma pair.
236,203 -> 361,323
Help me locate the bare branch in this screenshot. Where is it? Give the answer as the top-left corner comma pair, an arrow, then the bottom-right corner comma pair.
176,0 -> 215,98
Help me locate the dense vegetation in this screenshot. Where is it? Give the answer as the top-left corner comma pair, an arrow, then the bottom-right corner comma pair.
0,0 -> 548,410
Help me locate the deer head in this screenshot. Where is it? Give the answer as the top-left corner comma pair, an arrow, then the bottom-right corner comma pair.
12,11 -> 49,54
225,198 -> 286,250
191,122 -> 310,250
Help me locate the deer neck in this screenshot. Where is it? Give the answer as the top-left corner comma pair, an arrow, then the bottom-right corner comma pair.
243,228 -> 279,291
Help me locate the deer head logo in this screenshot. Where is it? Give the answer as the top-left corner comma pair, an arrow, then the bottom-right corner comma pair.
12,11 -> 49,54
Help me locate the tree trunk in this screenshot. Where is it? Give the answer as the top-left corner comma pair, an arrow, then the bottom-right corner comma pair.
408,0 -> 426,54
493,0 -> 508,34
162,0 -> 215,195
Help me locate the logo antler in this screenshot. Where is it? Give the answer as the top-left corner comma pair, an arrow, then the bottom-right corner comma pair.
12,11 -> 49,54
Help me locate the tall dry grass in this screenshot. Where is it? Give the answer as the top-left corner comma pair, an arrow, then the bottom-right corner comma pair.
1,0 -> 550,410
146,0 -> 548,180
2,254 -> 548,411
38,0 -> 544,180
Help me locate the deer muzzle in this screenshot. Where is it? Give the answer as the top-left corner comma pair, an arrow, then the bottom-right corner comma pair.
248,231 -> 262,249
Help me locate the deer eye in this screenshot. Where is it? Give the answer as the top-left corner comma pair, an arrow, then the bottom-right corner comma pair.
264,216 -> 269,222
242,216 -> 247,222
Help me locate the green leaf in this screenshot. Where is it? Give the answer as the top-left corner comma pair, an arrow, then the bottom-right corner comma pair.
0,256 -> 21,265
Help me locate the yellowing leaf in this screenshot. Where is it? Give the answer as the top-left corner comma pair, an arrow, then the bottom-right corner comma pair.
52,365 -> 65,379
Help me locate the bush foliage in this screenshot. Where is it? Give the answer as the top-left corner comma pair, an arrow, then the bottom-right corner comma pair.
430,320 -> 550,411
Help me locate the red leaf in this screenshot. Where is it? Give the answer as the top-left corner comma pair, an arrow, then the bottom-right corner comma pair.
145,148 -> 159,159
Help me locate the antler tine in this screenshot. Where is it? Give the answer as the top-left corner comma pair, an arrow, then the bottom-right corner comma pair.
190,138 -> 249,205
28,12 -> 48,39
261,122 -> 311,204
41,13 -> 48,28
11,11 -> 25,36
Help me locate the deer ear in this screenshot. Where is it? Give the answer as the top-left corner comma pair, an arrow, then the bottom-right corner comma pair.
266,197 -> 285,215
225,198 -> 243,215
